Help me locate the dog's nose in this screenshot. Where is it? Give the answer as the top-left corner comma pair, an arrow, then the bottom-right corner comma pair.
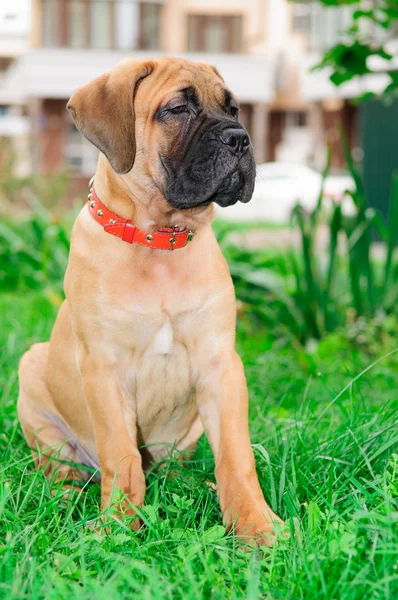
219,128 -> 250,155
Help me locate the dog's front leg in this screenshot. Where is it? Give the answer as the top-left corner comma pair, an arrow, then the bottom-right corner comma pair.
197,351 -> 282,544
80,355 -> 145,526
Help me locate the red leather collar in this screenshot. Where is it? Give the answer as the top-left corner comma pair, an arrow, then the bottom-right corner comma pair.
88,186 -> 194,250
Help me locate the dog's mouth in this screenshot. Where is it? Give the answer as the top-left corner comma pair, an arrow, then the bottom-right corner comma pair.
166,170 -> 252,210
160,124 -> 256,211
209,171 -> 249,208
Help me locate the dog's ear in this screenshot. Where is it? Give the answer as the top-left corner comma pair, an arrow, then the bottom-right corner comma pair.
67,60 -> 154,174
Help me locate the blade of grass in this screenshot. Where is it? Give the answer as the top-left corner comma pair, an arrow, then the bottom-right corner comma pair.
293,204 -> 323,338
324,202 -> 342,329
340,128 -> 366,209
311,145 -> 331,226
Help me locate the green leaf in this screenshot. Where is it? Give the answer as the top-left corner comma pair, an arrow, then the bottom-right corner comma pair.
308,501 -> 321,536
351,91 -> 376,104
375,47 -> 393,61
53,552 -> 80,577
353,9 -> 375,21
112,533 -> 133,546
340,531 -> 357,556
202,525 -> 226,543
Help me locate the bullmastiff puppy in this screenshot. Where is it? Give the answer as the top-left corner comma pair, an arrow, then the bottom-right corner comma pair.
18,57 -> 282,544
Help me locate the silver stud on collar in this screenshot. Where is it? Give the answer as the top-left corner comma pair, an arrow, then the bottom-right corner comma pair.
97,209 -> 103,217
110,219 -> 116,224
146,234 -> 153,242
88,175 -> 95,190
90,200 -> 95,208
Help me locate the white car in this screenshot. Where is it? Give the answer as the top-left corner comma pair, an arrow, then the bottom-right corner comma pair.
217,162 -> 356,223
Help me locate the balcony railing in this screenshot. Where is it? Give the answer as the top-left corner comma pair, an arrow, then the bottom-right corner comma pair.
13,48 -> 274,104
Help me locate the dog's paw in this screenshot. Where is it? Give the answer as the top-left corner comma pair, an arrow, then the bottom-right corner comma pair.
234,506 -> 287,548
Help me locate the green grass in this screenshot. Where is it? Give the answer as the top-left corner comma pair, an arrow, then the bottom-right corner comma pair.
1,292 -> 398,599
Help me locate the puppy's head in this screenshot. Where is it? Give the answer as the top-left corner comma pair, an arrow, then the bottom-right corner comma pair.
67,58 -> 256,211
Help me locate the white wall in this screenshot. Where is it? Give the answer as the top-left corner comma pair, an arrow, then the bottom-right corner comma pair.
15,48 -> 274,103
0,0 -> 30,34
0,0 -> 31,56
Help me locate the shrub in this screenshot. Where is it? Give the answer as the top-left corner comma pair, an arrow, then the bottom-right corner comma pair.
222,143 -> 398,344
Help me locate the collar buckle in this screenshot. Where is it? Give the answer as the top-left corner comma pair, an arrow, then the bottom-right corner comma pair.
169,231 -> 177,250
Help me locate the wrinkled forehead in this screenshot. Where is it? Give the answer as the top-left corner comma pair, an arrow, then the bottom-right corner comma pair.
137,59 -> 237,113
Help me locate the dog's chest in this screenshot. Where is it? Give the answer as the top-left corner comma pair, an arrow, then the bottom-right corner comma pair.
93,266 -> 224,455
116,310 -> 197,453
151,318 -> 174,355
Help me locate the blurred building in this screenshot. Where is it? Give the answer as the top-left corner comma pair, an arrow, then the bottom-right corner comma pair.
0,0 -> 31,175
296,1 -> 398,216
0,0 -> 396,212
6,0 -> 275,192
0,0 -> 312,193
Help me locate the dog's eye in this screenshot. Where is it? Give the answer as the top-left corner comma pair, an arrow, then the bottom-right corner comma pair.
230,106 -> 239,119
168,105 -> 189,115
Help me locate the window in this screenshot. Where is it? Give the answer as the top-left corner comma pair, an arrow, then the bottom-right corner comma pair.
41,0 -> 59,47
292,3 -> 311,35
115,1 -> 139,50
288,111 -> 307,128
40,1 -> 162,51
67,0 -> 86,48
139,3 -> 162,50
309,3 -> 354,51
292,1 -> 354,51
90,1 -> 113,49
66,122 -> 99,175
187,15 -> 243,53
